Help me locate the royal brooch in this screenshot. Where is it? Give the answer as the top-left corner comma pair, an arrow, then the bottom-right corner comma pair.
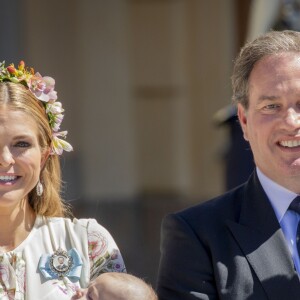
49,248 -> 73,279
39,248 -> 83,281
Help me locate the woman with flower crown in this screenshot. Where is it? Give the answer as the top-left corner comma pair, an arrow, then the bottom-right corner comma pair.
0,61 -> 157,300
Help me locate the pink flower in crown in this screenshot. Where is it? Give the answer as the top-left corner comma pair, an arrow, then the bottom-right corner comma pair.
46,101 -> 64,115
52,114 -> 64,132
51,131 -> 73,155
46,102 -> 65,132
28,72 -> 57,102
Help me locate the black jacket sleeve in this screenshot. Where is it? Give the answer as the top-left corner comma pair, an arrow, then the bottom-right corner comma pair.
156,213 -> 218,300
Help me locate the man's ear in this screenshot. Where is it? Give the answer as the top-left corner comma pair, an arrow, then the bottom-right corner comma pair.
237,103 -> 249,141
40,148 -> 50,170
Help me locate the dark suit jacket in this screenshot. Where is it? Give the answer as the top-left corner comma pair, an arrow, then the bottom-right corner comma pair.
157,172 -> 300,299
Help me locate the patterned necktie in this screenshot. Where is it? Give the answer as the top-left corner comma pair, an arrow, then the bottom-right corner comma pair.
288,196 -> 300,256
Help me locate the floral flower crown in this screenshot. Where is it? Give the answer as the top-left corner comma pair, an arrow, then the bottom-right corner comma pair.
0,61 -> 73,155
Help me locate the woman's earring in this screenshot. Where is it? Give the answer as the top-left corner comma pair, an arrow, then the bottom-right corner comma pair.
36,180 -> 43,196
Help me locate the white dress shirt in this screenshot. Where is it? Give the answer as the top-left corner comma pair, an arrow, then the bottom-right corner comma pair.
256,168 -> 300,274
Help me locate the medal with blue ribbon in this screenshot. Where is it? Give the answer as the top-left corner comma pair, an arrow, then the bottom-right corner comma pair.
38,248 -> 83,280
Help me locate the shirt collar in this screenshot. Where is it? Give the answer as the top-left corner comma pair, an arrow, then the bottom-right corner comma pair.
256,167 -> 297,222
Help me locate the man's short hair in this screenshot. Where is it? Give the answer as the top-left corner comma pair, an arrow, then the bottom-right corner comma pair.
232,30 -> 300,108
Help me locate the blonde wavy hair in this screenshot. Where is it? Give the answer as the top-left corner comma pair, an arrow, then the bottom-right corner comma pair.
0,82 -> 70,217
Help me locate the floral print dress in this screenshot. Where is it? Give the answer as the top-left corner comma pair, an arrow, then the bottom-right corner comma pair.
0,216 -> 126,300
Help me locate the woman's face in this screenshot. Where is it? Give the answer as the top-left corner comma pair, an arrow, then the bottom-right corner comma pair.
0,107 -> 48,210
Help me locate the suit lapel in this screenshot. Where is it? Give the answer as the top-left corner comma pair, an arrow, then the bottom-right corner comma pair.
226,172 -> 300,299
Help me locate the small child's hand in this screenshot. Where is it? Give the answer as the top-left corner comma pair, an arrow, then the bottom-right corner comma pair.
71,288 -> 88,299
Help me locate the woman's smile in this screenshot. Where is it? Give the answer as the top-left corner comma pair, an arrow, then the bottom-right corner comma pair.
0,174 -> 20,185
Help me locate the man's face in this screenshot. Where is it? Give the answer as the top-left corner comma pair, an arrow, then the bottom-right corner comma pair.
238,52 -> 300,191
58,257 -> 64,264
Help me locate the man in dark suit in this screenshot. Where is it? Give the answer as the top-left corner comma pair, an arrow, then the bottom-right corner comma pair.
157,30 -> 300,299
